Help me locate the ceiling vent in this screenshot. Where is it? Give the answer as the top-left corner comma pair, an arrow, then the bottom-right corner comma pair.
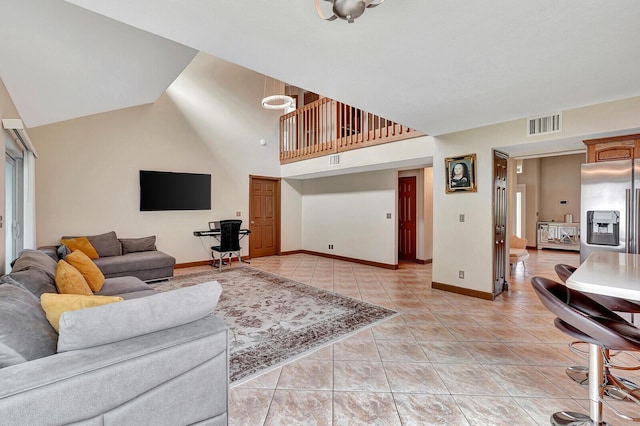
329,154 -> 341,166
527,113 -> 561,137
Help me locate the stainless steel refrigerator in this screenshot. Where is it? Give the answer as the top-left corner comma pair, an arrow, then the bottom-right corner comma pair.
580,159 -> 640,262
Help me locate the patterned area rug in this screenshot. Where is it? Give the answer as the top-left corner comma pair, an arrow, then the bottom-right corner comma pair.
151,267 -> 397,383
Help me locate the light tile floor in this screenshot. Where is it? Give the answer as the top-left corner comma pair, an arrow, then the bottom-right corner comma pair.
186,250 -> 640,425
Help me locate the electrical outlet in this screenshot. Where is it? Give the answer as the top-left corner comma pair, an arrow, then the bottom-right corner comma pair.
459,270 -> 464,279
386,213 -> 392,219
236,211 -> 241,217
328,244 -> 334,250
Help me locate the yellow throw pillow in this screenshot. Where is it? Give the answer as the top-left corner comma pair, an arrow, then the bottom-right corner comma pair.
40,293 -> 123,332
60,237 -> 99,259
65,249 -> 106,292
55,260 -> 93,296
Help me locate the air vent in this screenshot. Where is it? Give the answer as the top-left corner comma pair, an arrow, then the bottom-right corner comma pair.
329,154 -> 341,166
527,113 -> 561,136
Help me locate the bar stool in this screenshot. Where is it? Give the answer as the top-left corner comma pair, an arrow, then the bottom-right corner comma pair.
555,264 -> 640,324
555,263 -> 640,397
531,276 -> 640,425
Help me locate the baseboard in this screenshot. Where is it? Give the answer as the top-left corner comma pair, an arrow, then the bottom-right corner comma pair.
415,258 -> 432,265
431,281 -> 494,300
175,256 -> 250,269
279,250 -> 305,256
290,250 -> 397,270
174,260 -> 211,269
176,251 -> 396,270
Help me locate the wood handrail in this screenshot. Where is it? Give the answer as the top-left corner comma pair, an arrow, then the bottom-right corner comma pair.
280,98 -> 423,164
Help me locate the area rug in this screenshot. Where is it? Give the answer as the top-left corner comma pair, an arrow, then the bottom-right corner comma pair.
150,267 -> 397,383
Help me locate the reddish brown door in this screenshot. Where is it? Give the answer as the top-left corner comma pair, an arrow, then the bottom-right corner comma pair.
398,176 -> 417,261
249,176 -> 279,258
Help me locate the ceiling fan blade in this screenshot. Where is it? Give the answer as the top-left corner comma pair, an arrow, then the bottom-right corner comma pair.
315,0 -> 338,21
366,0 -> 385,8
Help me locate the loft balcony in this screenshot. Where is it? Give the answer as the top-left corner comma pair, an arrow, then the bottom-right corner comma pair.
279,98 -> 424,164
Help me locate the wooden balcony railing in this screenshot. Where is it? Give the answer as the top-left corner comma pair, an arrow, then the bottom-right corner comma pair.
279,98 -> 424,164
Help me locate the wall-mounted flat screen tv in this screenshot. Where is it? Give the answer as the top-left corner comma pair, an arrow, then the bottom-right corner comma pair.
140,170 -> 211,211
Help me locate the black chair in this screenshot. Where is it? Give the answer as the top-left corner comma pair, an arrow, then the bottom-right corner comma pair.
531,276 -> 640,425
555,264 -> 640,394
211,220 -> 242,270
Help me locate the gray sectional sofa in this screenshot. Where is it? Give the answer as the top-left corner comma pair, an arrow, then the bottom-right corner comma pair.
41,231 -> 176,282
0,249 -> 229,425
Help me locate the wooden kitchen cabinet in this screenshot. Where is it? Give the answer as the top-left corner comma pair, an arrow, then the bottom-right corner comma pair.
583,134 -> 640,163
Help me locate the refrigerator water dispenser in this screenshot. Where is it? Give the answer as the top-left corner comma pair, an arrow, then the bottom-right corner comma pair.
586,210 -> 619,246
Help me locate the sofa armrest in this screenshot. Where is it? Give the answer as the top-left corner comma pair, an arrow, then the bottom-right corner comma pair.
0,314 -> 228,426
36,245 -> 60,261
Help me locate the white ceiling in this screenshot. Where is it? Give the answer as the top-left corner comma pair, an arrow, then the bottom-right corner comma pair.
2,0 -> 640,136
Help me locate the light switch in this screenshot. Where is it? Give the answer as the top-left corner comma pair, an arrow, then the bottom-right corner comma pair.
459,214 -> 465,222
386,213 -> 392,219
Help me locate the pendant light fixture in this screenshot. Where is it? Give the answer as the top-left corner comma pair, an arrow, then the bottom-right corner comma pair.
261,76 -> 294,110
315,0 -> 385,24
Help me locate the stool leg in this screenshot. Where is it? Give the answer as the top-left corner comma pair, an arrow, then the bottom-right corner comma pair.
588,343 -> 607,425
551,343 -> 608,425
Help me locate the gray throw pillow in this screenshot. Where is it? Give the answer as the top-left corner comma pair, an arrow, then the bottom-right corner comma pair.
119,236 -> 157,254
87,231 -> 121,257
10,249 -> 58,279
0,283 -> 58,368
61,231 -> 121,257
56,244 -> 69,260
2,270 -> 57,298
57,281 -> 222,352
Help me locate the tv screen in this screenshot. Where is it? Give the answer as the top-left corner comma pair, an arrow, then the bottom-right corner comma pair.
140,170 -> 211,211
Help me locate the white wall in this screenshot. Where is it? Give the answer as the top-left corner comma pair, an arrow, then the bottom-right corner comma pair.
433,140 -> 495,293
301,169 -> 397,265
28,53 -> 282,264
423,167 -> 434,261
281,135 -> 434,179
281,178 -> 302,252
433,96 -> 640,294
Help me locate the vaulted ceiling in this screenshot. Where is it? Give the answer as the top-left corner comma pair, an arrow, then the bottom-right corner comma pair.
2,0 -> 640,136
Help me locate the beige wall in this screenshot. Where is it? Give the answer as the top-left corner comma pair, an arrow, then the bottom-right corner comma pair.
518,158 -> 541,245
538,154 -> 584,222
300,169 -> 398,265
5,48 -> 640,280
423,167 -> 434,261
27,51 -> 421,267
433,96 -> 640,295
28,53 -> 282,264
